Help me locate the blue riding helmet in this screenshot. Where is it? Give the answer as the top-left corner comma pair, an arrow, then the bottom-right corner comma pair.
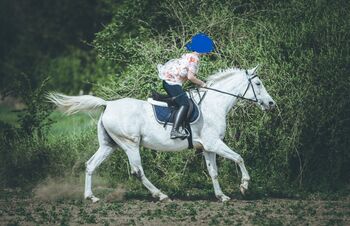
186,33 -> 215,53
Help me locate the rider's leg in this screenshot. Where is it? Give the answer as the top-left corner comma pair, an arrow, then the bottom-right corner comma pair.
162,81 -> 190,139
171,105 -> 189,139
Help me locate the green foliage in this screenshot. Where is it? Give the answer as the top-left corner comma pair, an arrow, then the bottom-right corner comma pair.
0,119 -> 96,188
1,0 -> 349,196
0,0 -> 113,94
0,77 -> 50,187
92,0 -> 350,194
35,49 -> 117,94
0,0 -> 117,187
15,76 -> 54,137
0,75 -> 96,187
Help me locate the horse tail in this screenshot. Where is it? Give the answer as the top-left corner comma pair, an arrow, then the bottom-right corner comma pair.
47,92 -> 107,115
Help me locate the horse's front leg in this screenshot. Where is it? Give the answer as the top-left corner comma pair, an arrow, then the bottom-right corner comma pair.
203,151 -> 231,202
203,139 -> 250,195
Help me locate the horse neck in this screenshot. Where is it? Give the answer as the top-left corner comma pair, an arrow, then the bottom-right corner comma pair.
201,72 -> 246,120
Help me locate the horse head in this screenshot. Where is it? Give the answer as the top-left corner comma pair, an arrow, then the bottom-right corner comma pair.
242,65 -> 276,111
206,65 -> 276,111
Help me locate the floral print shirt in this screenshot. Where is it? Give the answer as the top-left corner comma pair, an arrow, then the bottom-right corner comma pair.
157,53 -> 199,85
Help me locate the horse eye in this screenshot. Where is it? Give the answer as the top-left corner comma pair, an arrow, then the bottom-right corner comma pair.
256,82 -> 261,86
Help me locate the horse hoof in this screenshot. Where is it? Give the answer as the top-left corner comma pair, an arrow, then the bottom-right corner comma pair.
219,194 -> 231,202
240,186 -> 245,195
240,185 -> 247,196
86,195 -> 100,203
91,196 -> 100,203
159,194 -> 170,202
240,180 -> 249,196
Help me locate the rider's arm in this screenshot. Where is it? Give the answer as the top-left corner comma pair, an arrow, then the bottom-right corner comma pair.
187,71 -> 206,87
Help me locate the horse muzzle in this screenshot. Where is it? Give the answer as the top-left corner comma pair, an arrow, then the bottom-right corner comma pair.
258,99 -> 276,111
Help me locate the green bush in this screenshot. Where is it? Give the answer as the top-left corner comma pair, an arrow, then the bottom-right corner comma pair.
0,75 -> 97,188
1,0 -> 348,196
0,123 -> 97,188
91,0 -> 350,194
34,49 -> 118,95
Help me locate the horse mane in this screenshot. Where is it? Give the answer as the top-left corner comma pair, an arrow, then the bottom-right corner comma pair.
207,67 -> 243,82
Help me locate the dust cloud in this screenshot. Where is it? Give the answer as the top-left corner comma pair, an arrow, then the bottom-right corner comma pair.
33,177 -> 83,200
33,177 -> 126,201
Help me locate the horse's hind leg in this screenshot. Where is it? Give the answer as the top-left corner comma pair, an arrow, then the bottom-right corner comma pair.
84,118 -> 117,202
116,138 -> 169,201
203,151 -> 230,202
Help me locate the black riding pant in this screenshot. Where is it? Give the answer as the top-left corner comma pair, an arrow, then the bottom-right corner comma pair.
162,80 -> 190,108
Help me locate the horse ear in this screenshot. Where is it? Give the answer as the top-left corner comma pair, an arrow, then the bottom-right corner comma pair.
248,64 -> 259,75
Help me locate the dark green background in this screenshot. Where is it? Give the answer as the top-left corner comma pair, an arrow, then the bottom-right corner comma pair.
0,0 -> 349,196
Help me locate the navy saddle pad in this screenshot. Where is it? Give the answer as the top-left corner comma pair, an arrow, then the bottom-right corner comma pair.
152,100 -> 200,125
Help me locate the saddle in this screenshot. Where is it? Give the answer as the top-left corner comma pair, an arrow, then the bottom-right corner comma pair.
148,91 -> 201,149
151,92 -> 177,107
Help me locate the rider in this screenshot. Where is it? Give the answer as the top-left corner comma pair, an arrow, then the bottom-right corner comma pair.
157,33 -> 215,139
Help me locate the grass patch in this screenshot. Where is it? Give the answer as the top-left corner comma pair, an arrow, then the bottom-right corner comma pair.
47,110 -> 97,137
0,105 -> 21,126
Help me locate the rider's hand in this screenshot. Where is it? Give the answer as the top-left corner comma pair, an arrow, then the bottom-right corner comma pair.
201,82 -> 207,88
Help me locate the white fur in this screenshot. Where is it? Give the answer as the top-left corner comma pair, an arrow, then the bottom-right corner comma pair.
47,93 -> 106,115
48,66 -> 275,202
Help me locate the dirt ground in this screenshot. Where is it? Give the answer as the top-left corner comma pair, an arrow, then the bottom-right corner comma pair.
0,188 -> 349,226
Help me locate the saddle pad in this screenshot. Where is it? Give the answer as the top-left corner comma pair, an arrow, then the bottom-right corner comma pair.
152,101 -> 200,125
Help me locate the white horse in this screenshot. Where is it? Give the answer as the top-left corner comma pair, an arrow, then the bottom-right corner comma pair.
48,65 -> 275,203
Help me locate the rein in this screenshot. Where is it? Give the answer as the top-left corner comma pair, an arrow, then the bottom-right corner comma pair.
197,73 -> 259,104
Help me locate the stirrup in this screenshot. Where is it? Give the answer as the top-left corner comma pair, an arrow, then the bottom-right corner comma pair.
180,128 -> 190,140
170,130 -> 188,139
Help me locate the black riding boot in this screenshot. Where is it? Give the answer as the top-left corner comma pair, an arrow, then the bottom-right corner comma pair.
170,105 -> 189,139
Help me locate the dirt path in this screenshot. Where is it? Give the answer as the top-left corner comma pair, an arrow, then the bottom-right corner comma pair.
0,190 -> 349,226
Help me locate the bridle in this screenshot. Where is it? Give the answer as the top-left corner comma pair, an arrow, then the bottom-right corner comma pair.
241,70 -> 259,103
196,70 -> 259,104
